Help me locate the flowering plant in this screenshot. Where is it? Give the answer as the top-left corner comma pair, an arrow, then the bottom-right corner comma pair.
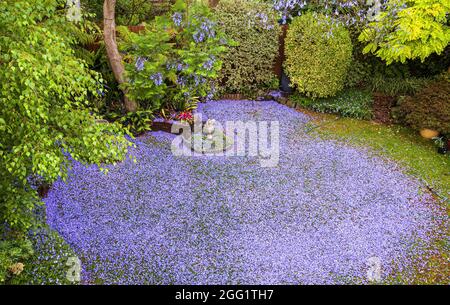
176,111 -> 194,124
120,0 -> 229,114
272,0 -> 375,26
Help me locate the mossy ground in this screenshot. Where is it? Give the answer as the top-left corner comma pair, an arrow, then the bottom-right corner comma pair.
299,107 -> 449,284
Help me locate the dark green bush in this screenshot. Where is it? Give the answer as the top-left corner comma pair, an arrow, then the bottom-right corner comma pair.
345,57 -> 372,88
214,0 -> 280,97
361,56 -> 434,96
292,89 -> 373,120
392,80 -> 450,136
284,12 -> 352,98
0,238 -> 33,283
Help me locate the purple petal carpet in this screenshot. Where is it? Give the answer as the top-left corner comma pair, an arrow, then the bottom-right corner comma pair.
45,100 -> 447,284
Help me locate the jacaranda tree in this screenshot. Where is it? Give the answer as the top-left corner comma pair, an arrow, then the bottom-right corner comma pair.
0,0 -> 132,234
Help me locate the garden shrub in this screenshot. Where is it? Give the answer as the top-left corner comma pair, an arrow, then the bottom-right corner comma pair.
366,60 -> 432,96
292,89 -> 373,120
284,12 -> 353,98
392,80 -> 450,136
90,44 -> 125,114
214,0 -> 281,97
0,0 -> 131,233
120,0 -> 228,114
108,110 -> 155,135
0,238 -> 33,283
345,57 -> 372,88
369,75 -> 431,96
407,46 -> 450,77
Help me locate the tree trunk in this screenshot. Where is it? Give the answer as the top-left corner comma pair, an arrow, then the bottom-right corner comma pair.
103,0 -> 137,112
208,0 -> 220,8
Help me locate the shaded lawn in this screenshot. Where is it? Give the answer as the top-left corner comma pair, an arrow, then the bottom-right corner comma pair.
300,109 -> 449,284
302,111 -> 450,200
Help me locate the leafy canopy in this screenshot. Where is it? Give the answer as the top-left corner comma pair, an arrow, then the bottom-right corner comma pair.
120,0 -> 228,115
359,0 -> 450,64
0,0 -> 132,232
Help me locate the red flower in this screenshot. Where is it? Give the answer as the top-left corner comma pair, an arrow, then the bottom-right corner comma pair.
177,111 -> 193,122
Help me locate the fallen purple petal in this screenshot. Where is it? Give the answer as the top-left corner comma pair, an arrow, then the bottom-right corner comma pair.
45,100 -> 447,284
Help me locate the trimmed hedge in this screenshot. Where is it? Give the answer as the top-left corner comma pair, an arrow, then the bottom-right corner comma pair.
392,80 -> 450,136
214,0 -> 280,97
285,13 -> 352,98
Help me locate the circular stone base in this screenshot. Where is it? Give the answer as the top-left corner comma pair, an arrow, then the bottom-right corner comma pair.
183,132 -> 234,154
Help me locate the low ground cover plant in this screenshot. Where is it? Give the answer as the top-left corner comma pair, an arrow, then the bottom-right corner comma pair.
214,0 -> 280,97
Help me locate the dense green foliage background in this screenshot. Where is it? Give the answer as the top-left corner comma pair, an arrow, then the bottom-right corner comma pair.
393,79 -> 450,136
82,0 -> 174,25
214,0 -> 280,97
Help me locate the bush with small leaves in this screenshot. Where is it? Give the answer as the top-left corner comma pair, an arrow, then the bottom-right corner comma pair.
292,89 -> 373,120
285,12 -> 352,98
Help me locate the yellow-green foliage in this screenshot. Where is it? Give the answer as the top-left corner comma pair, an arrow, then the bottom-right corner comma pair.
359,0 -> 450,64
284,12 -> 352,98
215,0 -> 281,96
